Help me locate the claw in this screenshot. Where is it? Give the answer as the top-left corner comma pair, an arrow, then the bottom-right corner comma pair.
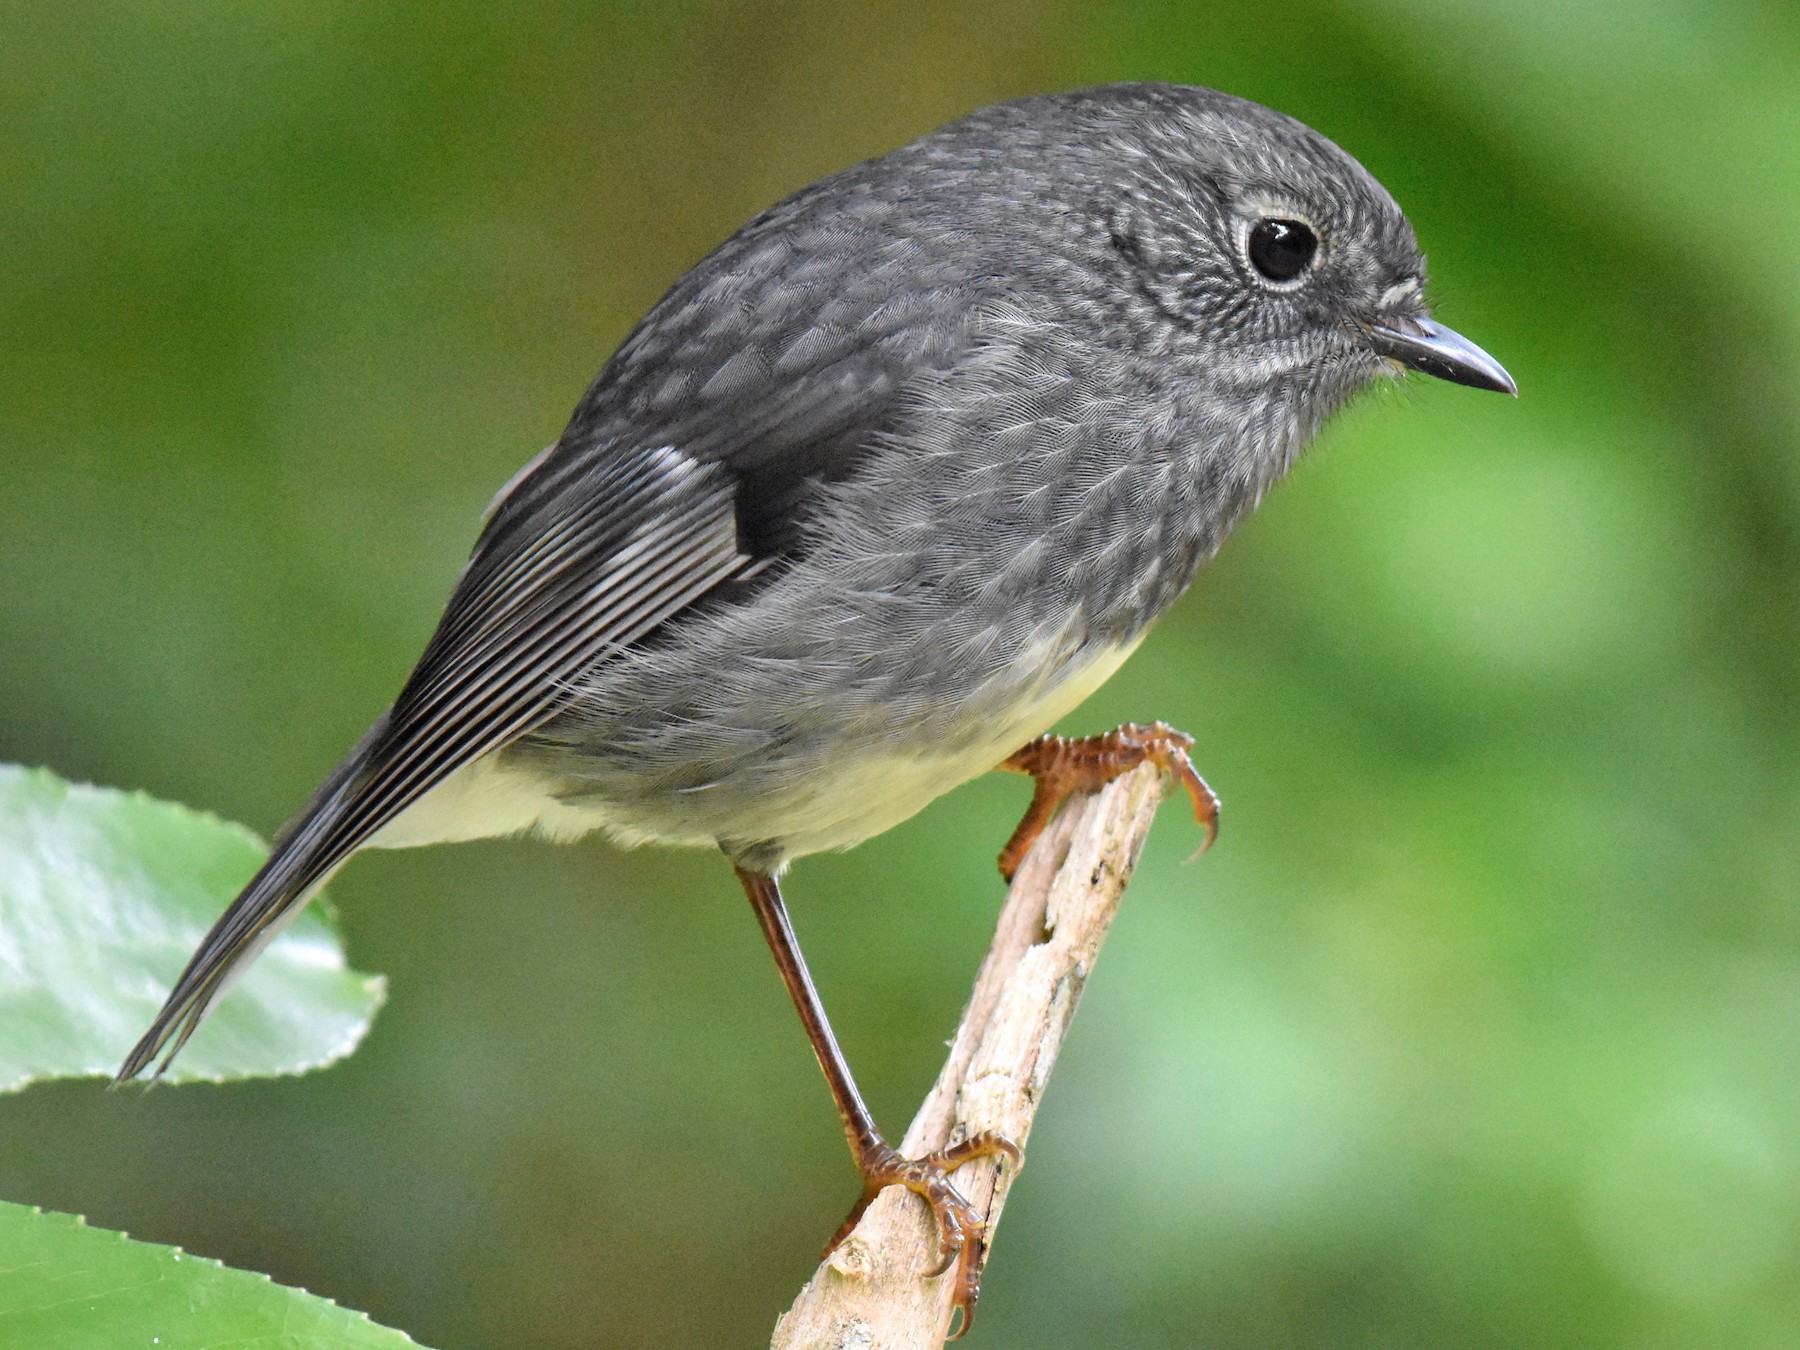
925,1234 -> 961,1280
828,1131 -> 1022,1327
1163,738 -> 1221,858
998,721 -> 1220,880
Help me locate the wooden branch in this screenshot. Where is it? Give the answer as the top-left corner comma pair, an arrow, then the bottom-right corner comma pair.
770,760 -> 1172,1349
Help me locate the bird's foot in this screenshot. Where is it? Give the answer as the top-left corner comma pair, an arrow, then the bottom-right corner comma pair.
997,721 -> 1220,881
826,1131 -> 1023,1337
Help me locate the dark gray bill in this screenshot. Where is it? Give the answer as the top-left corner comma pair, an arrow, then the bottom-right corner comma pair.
1370,315 -> 1517,395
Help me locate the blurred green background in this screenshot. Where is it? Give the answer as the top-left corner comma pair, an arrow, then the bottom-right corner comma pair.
3,1 -> 1798,1346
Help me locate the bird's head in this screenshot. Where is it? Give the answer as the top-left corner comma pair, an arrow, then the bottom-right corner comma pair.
1001,85 -> 1516,414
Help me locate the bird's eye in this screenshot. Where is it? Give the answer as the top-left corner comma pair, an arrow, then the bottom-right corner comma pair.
1247,218 -> 1318,283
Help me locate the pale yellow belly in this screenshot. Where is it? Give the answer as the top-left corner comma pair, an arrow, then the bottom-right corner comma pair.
747,634 -> 1145,859
373,632 -> 1146,862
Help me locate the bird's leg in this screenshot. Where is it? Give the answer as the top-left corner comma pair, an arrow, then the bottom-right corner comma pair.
734,865 -> 1022,1329
997,721 -> 1220,881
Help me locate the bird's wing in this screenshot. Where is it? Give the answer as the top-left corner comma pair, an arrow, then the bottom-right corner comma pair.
118,222 -> 982,1079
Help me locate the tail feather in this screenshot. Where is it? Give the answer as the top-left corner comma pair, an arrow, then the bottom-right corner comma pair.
114,845 -> 343,1082
114,735 -> 381,1084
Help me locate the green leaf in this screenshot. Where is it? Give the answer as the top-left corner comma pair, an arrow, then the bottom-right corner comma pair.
0,765 -> 384,1089
0,1201 -> 427,1348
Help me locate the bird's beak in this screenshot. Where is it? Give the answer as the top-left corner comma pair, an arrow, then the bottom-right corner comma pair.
1369,315 -> 1517,396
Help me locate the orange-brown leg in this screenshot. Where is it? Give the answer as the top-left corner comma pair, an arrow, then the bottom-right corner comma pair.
997,721 -> 1221,882
735,865 -> 1022,1331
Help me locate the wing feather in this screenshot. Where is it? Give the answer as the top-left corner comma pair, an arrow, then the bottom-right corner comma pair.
117,446 -> 748,1079
119,171 -> 988,1080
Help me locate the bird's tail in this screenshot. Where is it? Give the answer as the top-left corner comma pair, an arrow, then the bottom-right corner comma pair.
114,723 -> 385,1084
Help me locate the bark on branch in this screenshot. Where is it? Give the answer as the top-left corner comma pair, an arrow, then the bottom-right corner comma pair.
770,759 -> 1172,1348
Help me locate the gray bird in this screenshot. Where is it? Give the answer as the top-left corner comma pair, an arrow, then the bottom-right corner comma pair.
118,82 -> 1513,1319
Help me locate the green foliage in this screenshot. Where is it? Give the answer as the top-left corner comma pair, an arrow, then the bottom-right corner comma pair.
0,766 -> 383,1090
0,1202 -> 424,1349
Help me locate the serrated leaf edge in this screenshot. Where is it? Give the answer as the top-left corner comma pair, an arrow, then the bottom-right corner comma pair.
2,1203 -> 428,1347
0,763 -> 385,1090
